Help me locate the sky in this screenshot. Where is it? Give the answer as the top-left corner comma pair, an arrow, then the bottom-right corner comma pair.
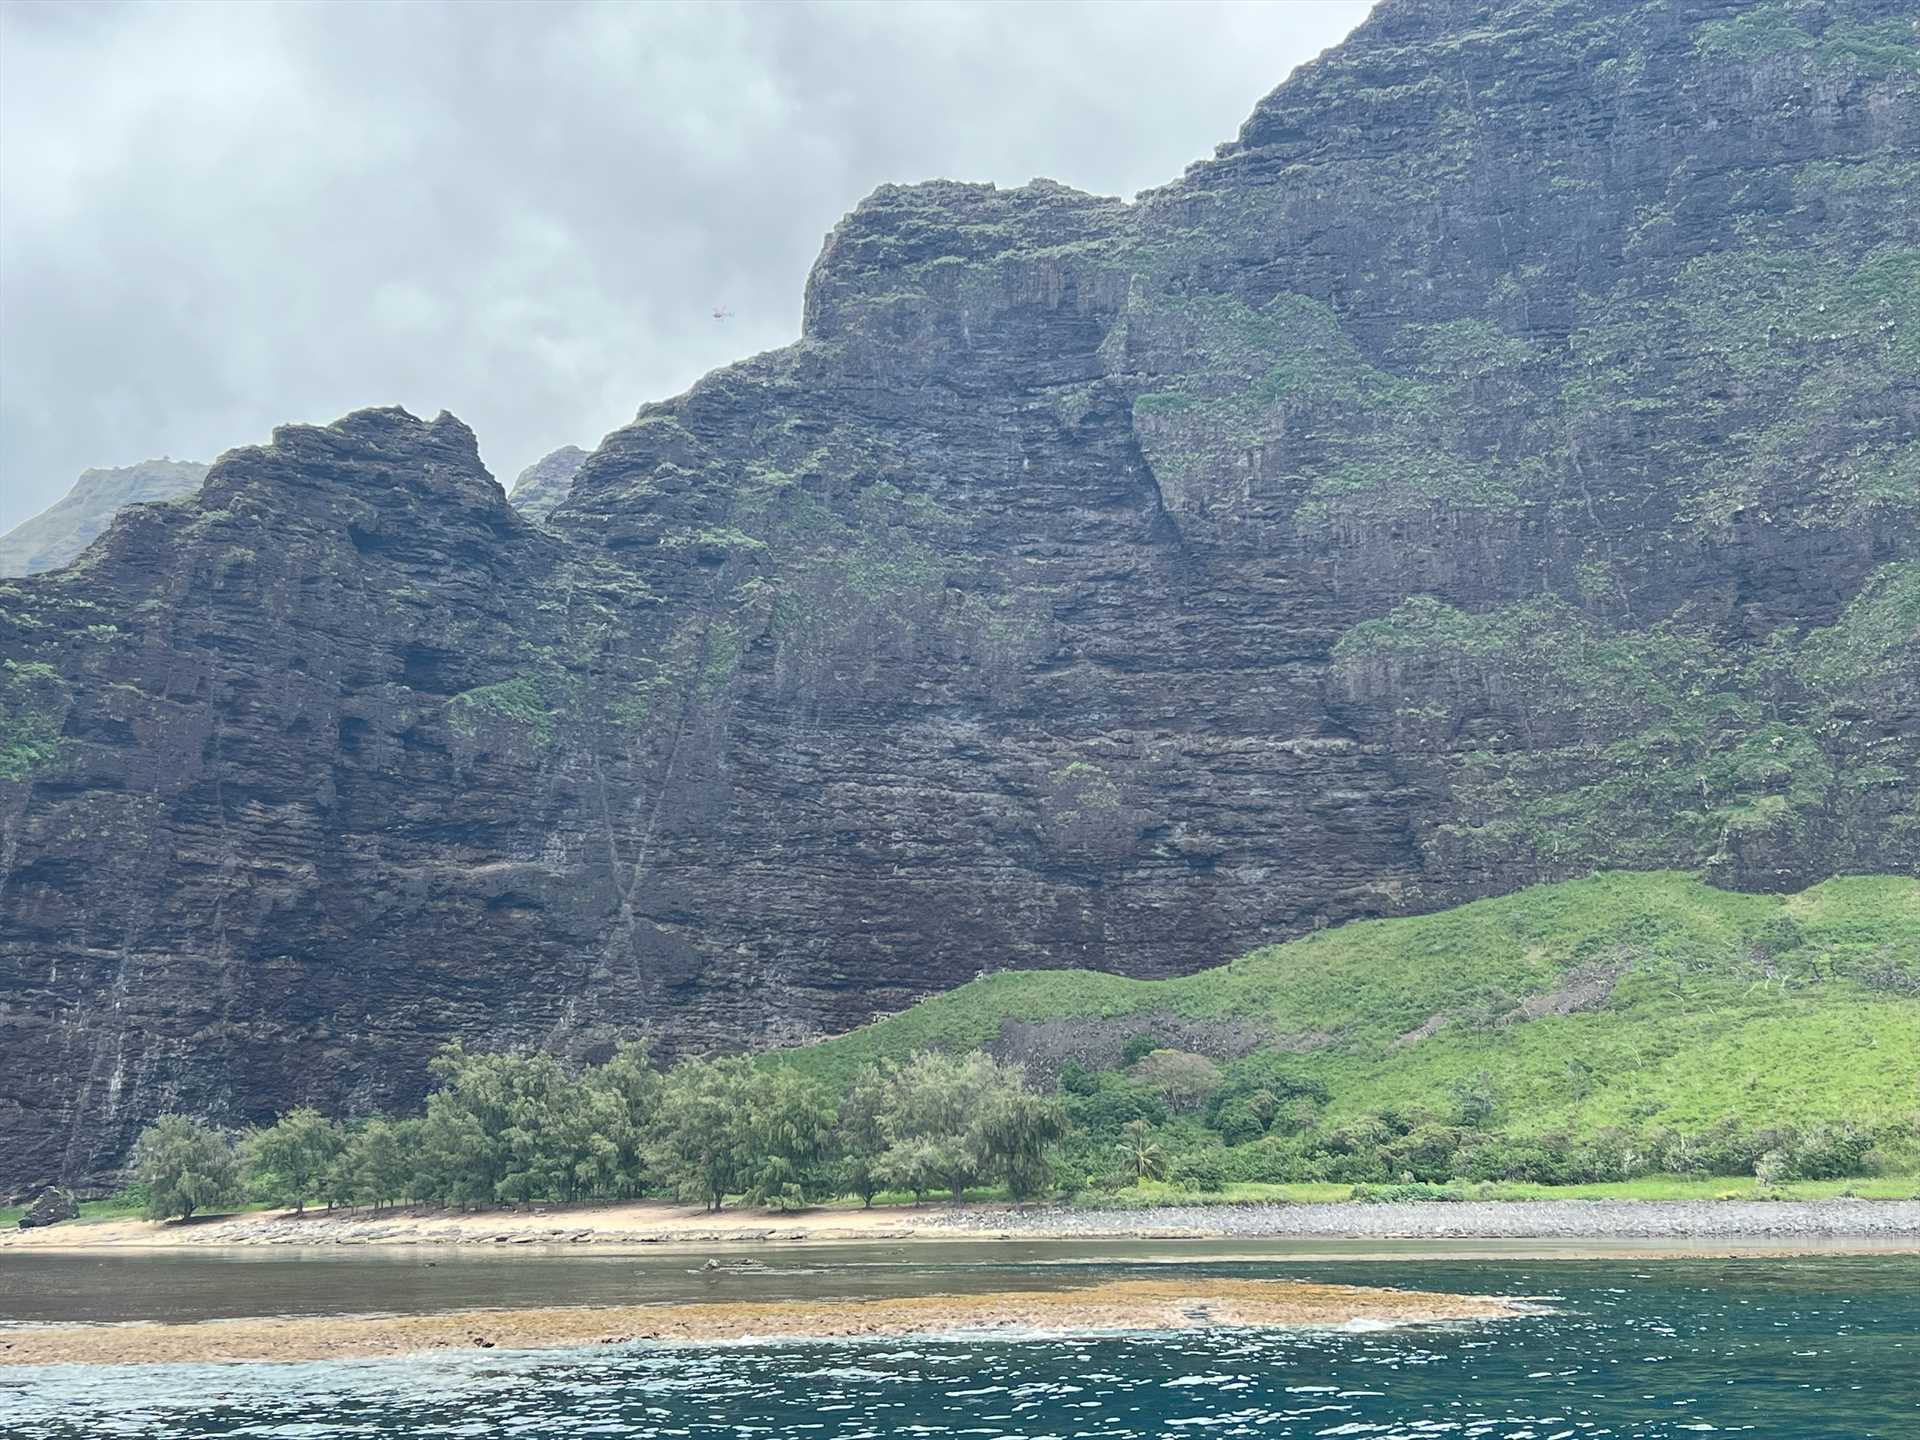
0,0 -> 1371,532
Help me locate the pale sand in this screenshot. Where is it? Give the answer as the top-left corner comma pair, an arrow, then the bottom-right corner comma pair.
0,1199 -> 943,1251
0,1278 -> 1521,1367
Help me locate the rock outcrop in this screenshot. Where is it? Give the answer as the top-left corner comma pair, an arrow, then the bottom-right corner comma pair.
1,0 -> 1915,1189
507,446 -> 589,524
0,459 -> 208,577
16,1186 -> 77,1228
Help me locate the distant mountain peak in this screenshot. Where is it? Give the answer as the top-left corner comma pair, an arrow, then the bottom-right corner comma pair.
0,458 -> 209,577
507,445 -> 589,524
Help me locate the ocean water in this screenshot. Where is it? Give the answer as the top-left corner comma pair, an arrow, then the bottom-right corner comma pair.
2,1257 -> 1915,1439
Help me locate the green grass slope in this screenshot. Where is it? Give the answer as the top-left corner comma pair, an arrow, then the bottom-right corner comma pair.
774,872 -> 1920,1144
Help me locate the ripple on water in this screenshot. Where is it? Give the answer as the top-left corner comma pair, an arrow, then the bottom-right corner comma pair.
1,1258 -> 1916,1439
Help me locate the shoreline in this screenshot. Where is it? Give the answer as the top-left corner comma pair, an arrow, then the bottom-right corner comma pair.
0,1278 -> 1522,1367
930,1197 -> 1920,1244
7,1196 -> 1919,1255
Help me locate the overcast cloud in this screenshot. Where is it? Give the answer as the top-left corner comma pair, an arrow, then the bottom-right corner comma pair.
0,0 -> 1370,530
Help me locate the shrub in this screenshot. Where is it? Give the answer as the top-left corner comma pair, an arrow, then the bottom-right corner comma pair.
1275,1095 -> 1323,1136
1351,1182 -> 1464,1204
1120,1032 -> 1163,1067
1690,1118 -> 1770,1177
1785,1124 -> 1875,1180
1057,1061 -> 1098,1096
1449,1072 -> 1500,1129
1324,1117 -> 1394,1155
1458,1136 -> 1577,1184
1209,1055 -> 1329,1112
1065,1083 -> 1168,1135
1384,1123 -> 1465,1183
1224,1136 -> 1314,1184
1324,1152 -> 1395,1184
1212,1096 -> 1272,1145
1171,1150 -> 1229,1192
1754,1149 -> 1790,1189
1572,1127 -> 1639,1182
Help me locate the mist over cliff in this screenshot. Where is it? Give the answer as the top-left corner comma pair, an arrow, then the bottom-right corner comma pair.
2,0 -> 1915,1191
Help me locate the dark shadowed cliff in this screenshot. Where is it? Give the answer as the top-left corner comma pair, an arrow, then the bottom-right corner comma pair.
2,0 -> 1916,1191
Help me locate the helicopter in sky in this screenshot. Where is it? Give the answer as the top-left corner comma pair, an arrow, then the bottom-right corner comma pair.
712,307 -> 734,321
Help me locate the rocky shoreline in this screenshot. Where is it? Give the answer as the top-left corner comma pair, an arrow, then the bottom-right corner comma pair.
9,1197 -> 1919,1255
929,1198 -> 1920,1242
0,1278 -> 1523,1367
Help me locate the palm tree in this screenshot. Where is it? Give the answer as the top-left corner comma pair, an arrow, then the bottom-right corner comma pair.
1115,1120 -> 1167,1184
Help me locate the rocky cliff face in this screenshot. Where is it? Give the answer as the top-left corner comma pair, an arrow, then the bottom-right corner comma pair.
0,460 -> 209,577
506,446 -> 590,525
2,0 -> 1916,1190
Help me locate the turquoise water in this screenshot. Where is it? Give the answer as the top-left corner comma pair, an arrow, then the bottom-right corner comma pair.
3,1257 -> 1915,1438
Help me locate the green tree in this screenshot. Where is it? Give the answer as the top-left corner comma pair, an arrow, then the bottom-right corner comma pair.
414,1044 -> 512,1205
1172,1149 -> 1228,1192
1212,1085 -> 1288,1144
833,1064 -> 891,1208
1114,1119 -> 1167,1184
492,1050 -> 580,1205
411,1043 -> 594,1207
650,1057 -> 756,1212
973,1065 -> 1069,1200
415,1087 -> 496,1206
581,1039 -> 662,1198
1130,1049 -> 1222,1113
1120,1032 -> 1163,1067
539,1079 -> 625,1203
1449,1071 -> 1500,1129
875,1052 -> 990,1203
242,1107 -> 345,1214
741,1070 -> 837,1210
321,1135 -> 362,1211
339,1117 -> 415,1210
876,1051 -> 1068,1204
132,1115 -> 240,1221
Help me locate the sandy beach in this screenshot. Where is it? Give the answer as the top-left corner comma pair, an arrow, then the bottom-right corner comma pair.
0,1199 -> 928,1251
0,1277 -> 1522,1367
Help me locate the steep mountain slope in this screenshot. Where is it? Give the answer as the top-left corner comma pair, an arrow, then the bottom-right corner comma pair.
0,460 -> 209,577
2,0 -> 1916,1191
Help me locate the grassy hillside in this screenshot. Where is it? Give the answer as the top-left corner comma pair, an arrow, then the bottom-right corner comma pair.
772,872 -> 1920,1186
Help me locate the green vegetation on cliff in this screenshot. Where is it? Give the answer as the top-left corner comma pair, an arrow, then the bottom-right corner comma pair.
1695,3 -> 1920,75
1330,562 -> 1920,878
0,659 -> 69,781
